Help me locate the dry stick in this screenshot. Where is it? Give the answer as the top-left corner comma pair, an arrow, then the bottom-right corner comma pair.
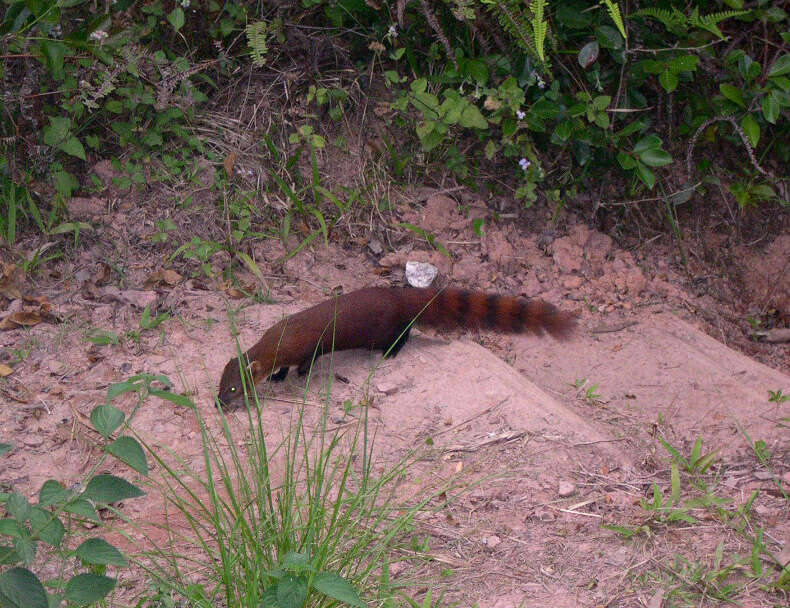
591,320 -> 639,334
418,0 -> 458,69
686,114 -> 787,198
431,397 -> 508,438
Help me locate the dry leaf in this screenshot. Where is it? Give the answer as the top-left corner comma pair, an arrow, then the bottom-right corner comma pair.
223,280 -> 256,299
0,310 -> 45,330
0,363 -> 13,376
0,296 -> 53,330
226,288 -> 246,299
223,152 -> 237,178
24,295 -> 51,313
0,263 -> 22,300
95,263 -> 113,286
144,269 -> 182,288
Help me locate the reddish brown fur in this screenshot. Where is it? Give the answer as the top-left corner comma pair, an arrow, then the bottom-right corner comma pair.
217,287 -> 575,407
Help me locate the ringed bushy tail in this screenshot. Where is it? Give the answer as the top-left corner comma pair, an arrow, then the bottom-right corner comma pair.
402,287 -> 576,338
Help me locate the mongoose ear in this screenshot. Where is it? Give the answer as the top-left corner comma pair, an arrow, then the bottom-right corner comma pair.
247,359 -> 264,381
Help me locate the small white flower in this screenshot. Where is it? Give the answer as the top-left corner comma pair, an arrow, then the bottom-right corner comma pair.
516,110 -> 525,120
388,25 -> 398,38
519,158 -> 531,171
89,30 -> 108,42
181,0 -> 190,7
537,77 -> 546,89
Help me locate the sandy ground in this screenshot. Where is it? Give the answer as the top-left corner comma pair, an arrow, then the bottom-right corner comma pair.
1,191 -> 788,607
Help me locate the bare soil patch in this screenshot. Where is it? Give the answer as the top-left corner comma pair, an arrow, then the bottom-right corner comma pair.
1,187 -> 788,607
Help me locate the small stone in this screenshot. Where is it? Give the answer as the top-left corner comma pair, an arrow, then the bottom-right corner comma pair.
782,471 -> 790,485
367,238 -> 384,255
375,380 -> 399,396
483,535 -> 501,548
558,481 -> 576,497
563,276 -> 583,289
405,261 -> 438,288
535,509 -> 555,522
23,434 -> 45,448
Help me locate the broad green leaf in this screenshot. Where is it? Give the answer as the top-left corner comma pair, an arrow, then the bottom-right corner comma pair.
669,54 -> 699,73
641,60 -> 664,74
635,162 -> 656,189
167,7 -> 184,31
13,536 -> 34,566
106,381 -> 139,401
411,90 -> 440,114
633,134 -> 662,155
762,92 -> 780,124
638,147 -> 673,167
63,498 -> 101,523
752,184 -> 776,200
440,96 -> 462,125
553,121 -> 573,142
501,117 -> 517,137
6,493 -> 30,522
462,58 -> 488,84
617,151 -> 636,170
0,545 -> 21,565
64,573 -> 116,606
593,95 -> 611,111
90,405 -> 124,439
0,519 -> 25,537
83,474 -> 144,504
59,136 -> 86,160
259,588 -> 278,608
0,567 -> 48,608
458,104 -> 487,129
29,507 -> 65,547
313,572 -> 366,608
106,436 -> 148,475
658,70 -> 678,93
75,538 -> 128,566
593,112 -> 610,129
275,575 -> 308,608
595,25 -> 623,49
0,443 -> 12,457
768,53 -> 790,78
42,117 -> 71,147
418,127 -> 444,152
720,84 -> 746,108
281,552 -> 311,573
410,78 -> 427,94
741,113 -> 760,147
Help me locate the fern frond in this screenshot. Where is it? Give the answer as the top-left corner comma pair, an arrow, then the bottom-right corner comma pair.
481,0 -> 550,68
689,8 -> 749,41
631,7 -> 687,35
246,21 -> 269,68
601,0 -> 627,41
530,0 -> 547,62
632,6 -> 749,40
